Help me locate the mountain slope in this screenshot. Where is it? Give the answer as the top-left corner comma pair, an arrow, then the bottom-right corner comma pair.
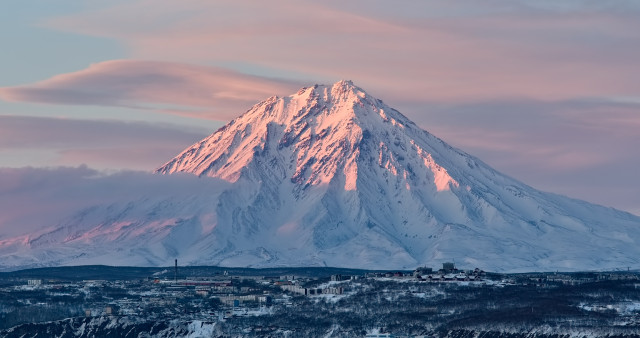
1,81 -> 638,272
154,80 -> 639,271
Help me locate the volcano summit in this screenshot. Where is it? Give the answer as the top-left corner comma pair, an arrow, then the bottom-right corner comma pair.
2,81 -> 639,272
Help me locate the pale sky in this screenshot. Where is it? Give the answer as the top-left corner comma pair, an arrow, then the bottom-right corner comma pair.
1,1 -> 639,215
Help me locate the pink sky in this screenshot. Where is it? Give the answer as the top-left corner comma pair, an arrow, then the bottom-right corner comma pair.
0,0 -> 639,215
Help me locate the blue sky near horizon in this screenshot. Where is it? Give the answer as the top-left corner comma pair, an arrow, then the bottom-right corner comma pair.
0,2 -> 126,85
0,1 -> 639,215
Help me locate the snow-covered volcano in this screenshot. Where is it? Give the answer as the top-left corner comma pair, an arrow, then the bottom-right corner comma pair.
1,81 -> 638,272
154,80 -> 640,271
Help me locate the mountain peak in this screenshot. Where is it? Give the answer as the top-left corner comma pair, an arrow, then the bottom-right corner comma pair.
156,80 -> 413,183
329,79 -> 360,95
297,80 -> 358,94
335,79 -> 355,87
293,80 -> 370,110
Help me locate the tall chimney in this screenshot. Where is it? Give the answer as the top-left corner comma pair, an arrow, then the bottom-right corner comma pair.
174,259 -> 178,282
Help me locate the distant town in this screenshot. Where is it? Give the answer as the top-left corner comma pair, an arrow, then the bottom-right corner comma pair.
1,263 -> 640,337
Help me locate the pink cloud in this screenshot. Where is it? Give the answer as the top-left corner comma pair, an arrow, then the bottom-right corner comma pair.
54,146 -> 189,171
42,1 -> 640,103
0,166 -> 228,238
0,116 -> 210,170
0,60 -> 302,120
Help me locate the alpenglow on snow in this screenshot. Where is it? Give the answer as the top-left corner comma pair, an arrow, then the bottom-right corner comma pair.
155,80 -> 640,271
1,81 -> 639,272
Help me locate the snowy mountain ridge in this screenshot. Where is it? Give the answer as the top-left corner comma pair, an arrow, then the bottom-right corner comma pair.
1,81 -> 639,272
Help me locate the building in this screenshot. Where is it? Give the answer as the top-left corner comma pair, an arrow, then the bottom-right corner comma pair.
437,262 -> 459,275
219,294 -> 269,305
196,289 -> 209,297
280,284 -> 343,296
413,267 -> 433,278
258,295 -> 272,305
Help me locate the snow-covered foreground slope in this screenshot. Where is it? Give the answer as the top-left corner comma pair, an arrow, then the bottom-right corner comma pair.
1,81 -> 639,272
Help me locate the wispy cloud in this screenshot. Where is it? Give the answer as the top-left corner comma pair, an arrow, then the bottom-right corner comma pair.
8,0 -> 640,117
0,115 -> 209,170
41,0 -> 640,103
0,60 -> 303,120
0,166 -> 228,238
7,0 -> 639,122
